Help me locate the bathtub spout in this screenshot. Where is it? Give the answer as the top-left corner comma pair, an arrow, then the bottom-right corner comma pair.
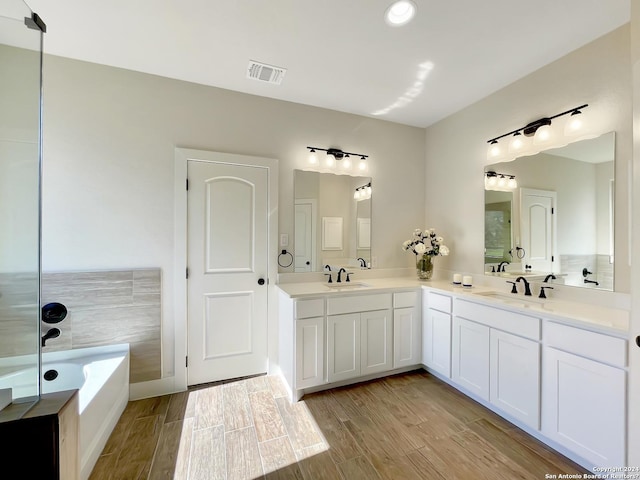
41,328 -> 61,347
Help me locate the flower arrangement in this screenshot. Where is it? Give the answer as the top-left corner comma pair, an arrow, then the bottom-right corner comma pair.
402,228 -> 450,257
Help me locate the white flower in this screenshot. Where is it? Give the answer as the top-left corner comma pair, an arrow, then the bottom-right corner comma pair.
402,227 -> 451,257
414,242 -> 427,254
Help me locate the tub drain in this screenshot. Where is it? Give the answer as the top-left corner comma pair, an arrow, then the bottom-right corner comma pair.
43,369 -> 58,381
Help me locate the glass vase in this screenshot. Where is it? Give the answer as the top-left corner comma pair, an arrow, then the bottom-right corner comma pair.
416,254 -> 434,280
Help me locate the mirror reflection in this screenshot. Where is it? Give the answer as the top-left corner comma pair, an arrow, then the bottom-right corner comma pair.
484,131 -> 614,290
294,170 -> 372,272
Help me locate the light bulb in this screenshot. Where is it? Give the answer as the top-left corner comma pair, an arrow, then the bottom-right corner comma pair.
564,113 -> 583,136
325,154 -> 335,168
533,124 -> 553,145
385,0 -> 417,26
508,132 -> 530,153
354,190 -> 359,200
341,156 -> 352,170
308,150 -> 318,165
365,186 -> 372,197
487,141 -> 501,160
497,175 -> 507,188
486,175 -> 497,188
507,176 -> 517,189
358,158 -> 368,172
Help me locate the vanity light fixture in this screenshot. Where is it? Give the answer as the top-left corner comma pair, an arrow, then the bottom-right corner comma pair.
485,171 -> 517,191
306,146 -> 369,174
354,182 -> 372,201
486,104 -> 589,161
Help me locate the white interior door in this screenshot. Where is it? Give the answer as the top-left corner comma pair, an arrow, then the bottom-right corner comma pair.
294,199 -> 315,272
520,188 -> 557,272
187,160 -> 268,385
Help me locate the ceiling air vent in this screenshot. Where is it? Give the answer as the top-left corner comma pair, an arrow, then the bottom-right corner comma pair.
247,60 -> 286,85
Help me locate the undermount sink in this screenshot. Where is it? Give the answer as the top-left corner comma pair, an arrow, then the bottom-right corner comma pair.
473,290 -> 545,305
325,282 -> 371,290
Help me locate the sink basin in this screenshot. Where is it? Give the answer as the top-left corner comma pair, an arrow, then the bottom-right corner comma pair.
473,290 -> 545,305
325,282 -> 371,290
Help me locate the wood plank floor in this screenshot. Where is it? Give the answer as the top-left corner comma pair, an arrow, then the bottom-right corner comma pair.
88,369 -> 588,479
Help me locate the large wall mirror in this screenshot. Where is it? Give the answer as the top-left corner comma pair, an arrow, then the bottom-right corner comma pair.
294,170 -> 372,272
484,131 -> 615,290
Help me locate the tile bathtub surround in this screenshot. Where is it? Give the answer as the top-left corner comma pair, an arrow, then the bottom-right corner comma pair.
41,268 -> 161,383
0,272 -> 39,360
88,370 -> 587,480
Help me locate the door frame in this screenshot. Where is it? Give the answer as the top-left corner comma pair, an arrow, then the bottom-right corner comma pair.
174,148 -> 278,392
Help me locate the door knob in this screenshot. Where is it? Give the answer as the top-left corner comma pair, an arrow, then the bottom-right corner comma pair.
306,261 -> 310,265
258,278 -> 265,286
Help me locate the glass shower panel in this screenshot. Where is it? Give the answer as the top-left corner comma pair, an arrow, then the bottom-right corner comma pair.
0,0 -> 43,404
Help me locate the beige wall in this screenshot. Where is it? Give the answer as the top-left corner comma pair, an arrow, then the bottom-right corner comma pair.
40,55 -> 426,376
424,25 -> 632,292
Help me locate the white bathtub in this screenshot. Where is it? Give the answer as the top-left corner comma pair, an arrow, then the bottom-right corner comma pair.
43,344 -> 130,480
0,344 -> 130,480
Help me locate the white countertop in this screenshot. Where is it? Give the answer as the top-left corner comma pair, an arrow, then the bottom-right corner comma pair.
276,277 -> 630,336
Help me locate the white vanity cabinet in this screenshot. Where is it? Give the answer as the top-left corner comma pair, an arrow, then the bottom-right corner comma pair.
293,298 -> 325,389
327,293 -> 393,382
393,291 -> 422,368
542,321 -> 627,468
422,290 -> 452,377
452,298 -> 541,429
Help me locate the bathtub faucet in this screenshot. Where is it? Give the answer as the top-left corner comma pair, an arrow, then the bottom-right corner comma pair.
42,327 -> 61,347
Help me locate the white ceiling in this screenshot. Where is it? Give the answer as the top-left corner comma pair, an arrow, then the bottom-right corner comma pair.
24,0 -> 630,128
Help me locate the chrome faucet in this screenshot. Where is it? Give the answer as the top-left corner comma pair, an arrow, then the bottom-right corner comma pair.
515,276 -> 532,296
41,327 -> 61,347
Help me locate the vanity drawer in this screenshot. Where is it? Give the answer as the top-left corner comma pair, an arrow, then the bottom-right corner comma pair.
427,291 -> 452,314
327,293 -> 391,315
455,299 -> 540,340
544,321 -> 627,367
294,299 -> 325,319
393,291 -> 419,309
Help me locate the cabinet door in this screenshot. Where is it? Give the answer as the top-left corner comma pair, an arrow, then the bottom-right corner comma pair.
490,330 -> 539,429
423,309 -> 452,377
361,309 -> 393,375
542,347 -> 625,468
327,313 -> 360,382
295,317 -> 325,389
393,306 -> 422,368
452,317 -> 490,401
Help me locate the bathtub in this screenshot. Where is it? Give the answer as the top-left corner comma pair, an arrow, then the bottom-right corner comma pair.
0,344 -> 130,480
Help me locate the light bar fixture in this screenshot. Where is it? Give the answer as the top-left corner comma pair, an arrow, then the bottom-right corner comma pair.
354,182 -> 372,200
306,146 -> 369,174
487,104 -> 589,162
485,171 -> 517,191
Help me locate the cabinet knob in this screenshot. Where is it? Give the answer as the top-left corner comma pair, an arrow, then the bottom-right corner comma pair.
258,278 -> 265,286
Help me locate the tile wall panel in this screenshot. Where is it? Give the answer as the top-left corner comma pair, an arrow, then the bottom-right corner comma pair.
41,268 -> 162,383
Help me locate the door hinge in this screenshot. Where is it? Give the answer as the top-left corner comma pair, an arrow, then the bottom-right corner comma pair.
551,207 -> 555,214
552,256 -> 555,262
186,356 -> 188,367
186,267 -> 189,279
186,178 -> 189,191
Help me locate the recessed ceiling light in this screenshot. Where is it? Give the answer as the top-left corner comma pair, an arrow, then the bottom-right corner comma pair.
385,0 -> 417,27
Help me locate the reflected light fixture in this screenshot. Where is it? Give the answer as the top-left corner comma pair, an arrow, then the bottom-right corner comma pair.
487,104 -> 588,161
485,171 -> 517,191
354,182 -> 372,201
385,0 -> 417,26
306,146 -> 369,174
